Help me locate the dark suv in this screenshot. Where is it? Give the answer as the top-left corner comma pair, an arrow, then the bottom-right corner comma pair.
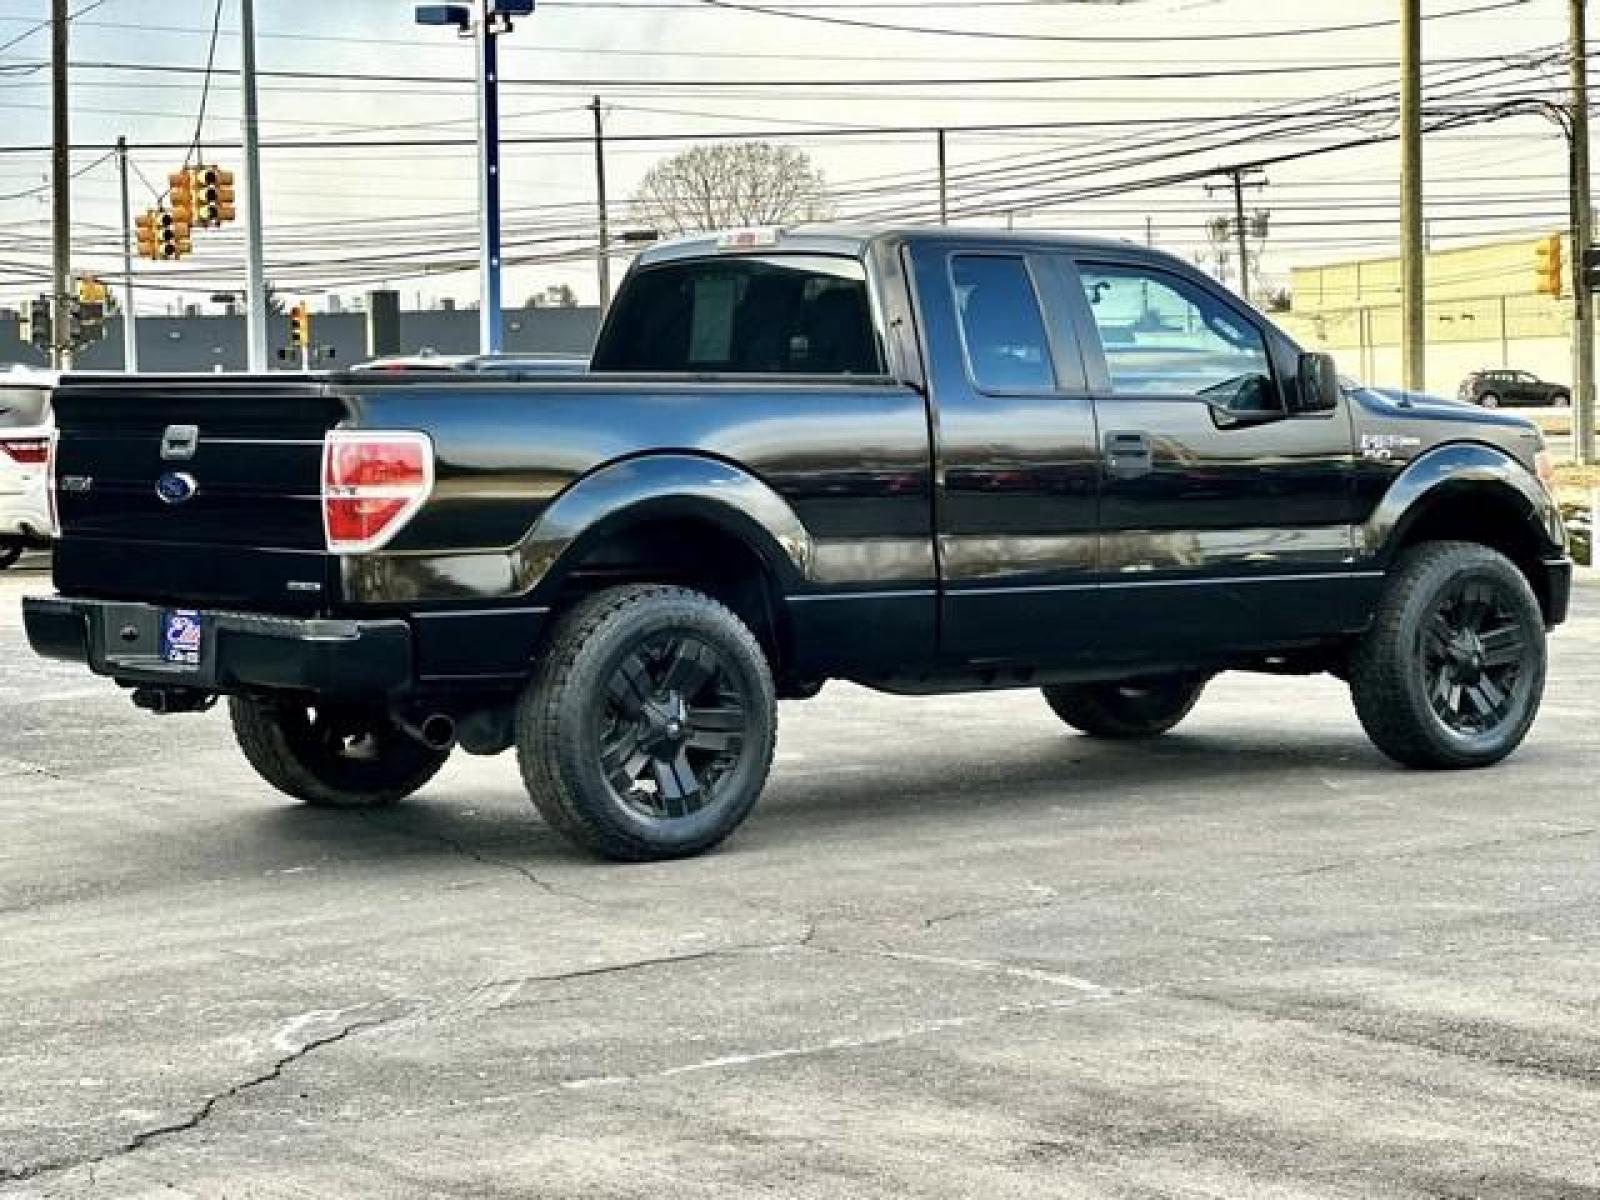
1459,369 -> 1570,409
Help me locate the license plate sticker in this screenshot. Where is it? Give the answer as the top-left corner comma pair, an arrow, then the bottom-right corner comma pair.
161,610 -> 204,667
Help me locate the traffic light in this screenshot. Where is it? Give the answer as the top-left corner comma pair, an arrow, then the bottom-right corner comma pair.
73,277 -> 109,346
18,296 -> 51,351
1583,246 -> 1600,294
167,168 -> 196,227
1535,233 -> 1564,298
135,208 -> 191,260
289,303 -> 312,350
191,164 -> 236,227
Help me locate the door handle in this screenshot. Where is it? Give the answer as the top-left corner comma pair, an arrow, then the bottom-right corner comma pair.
1104,430 -> 1154,479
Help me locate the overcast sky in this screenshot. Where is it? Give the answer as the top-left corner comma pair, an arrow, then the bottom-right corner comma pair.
0,0 -> 1578,312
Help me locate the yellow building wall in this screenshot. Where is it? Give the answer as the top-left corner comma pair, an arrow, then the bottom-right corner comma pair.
1283,235 -> 1578,397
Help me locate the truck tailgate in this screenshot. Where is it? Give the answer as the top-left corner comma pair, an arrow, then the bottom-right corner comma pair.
51,376 -> 346,613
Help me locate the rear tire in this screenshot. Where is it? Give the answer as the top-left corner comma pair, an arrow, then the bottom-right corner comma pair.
1349,541 -> 1545,769
1042,675 -> 1206,740
230,696 -> 450,808
516,585 -> 777,862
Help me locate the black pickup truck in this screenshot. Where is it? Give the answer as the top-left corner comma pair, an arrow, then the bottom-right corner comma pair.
26,228 -> 1572,861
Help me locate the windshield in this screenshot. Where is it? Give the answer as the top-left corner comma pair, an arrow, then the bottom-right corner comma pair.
592,253 -> 884,376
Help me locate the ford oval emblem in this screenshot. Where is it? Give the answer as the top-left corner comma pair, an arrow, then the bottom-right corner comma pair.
156,472 -> 198,505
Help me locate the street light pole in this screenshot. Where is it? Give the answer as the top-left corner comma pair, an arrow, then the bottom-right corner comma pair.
474,0 -> 504,354
419,2 -> 530,353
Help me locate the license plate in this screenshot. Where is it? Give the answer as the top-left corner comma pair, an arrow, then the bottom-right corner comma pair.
160,609 -> 204,668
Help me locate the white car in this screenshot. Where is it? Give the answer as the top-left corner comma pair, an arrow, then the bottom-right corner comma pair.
0,368 -> 54,571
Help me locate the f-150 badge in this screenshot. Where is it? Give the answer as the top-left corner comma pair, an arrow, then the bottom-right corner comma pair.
1360,433 -> 1422,462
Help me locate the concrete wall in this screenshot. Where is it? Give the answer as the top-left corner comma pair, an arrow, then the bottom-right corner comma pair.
0,306 -> 602,373
1286,235 -> 1578,397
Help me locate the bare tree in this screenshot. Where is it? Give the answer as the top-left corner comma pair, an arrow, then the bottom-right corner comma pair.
632,142 -> 833,236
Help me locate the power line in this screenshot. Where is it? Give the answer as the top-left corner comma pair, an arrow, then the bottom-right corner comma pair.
693,0 -> 1530,43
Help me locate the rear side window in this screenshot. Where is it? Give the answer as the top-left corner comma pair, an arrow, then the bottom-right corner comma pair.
951,255 -> 1055,393
592,254 -> 884,376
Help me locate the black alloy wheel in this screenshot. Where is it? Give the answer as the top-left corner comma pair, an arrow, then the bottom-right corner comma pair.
517,585 -> 778,861
598,631 -> 752,821
1349,541 -> 1546,769
230,696 -> 451,808
1419,576 -> 1537,739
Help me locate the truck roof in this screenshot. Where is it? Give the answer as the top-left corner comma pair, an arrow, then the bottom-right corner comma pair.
634,225 -> 1188,270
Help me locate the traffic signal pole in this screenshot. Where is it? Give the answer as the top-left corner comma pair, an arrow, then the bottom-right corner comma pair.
240,0 -> 269,373
476,0 -> 505,355
592,96 -> 611,312
1570,0 -> 1596,465
50,0 -> 72,371
116,136 -> 138,372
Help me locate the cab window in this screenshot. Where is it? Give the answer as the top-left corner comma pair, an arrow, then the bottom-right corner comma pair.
1076,263 -> 1276,411
950,255 -> 1056,393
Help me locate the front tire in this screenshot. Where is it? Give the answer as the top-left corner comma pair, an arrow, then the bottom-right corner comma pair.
230,697 -> 450,808
1478,392 -> 1501,408
517,585 -> 778,862
1042,675 -> 1206,740
1349,542 -> 1545,769
1553,392 -> 1571,407
0,544 -> 21,571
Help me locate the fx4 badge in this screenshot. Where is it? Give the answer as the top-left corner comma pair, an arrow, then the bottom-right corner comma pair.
1360,433 -> 1422,462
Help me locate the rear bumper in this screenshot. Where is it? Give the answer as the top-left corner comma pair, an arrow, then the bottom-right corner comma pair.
23,596 -> 413,695
1543,556 -> 1573,628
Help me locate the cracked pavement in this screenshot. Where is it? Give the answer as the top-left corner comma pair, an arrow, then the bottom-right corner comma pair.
2,571 -> 1599,1198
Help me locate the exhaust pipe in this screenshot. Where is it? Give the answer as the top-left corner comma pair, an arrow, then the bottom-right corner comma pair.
398,712 -> 457,751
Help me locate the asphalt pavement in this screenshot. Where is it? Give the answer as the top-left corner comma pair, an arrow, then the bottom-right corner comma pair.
2,564 -> 1598,1199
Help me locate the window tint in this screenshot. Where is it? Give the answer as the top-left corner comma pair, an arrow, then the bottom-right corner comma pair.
951,255 -> 1055,392
591,254 -> 884,376
1077,264 -> 1276,410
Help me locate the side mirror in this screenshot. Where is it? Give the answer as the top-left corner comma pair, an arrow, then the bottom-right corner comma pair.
1294,352 -> 1340,414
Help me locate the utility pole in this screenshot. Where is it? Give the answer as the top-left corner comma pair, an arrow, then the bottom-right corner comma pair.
50,0 -> 71,371
116,136 -> 138,372
592,96 -> 611,310
1569,0 -> 1596,465
241,0 -> 268,372
937,129 -> 949,225
1400,0 -> 1426,392
1204,167 -> 1265,302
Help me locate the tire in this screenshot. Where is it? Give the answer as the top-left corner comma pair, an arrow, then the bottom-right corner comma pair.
1042,675 -> 1206,740
1478,392 -> 1500,408
0,544 -> 21,571
1349,541 -> 1545,770
229,696 -> 450,808
1553,393 -> 1571,407
517,584 -> 777,862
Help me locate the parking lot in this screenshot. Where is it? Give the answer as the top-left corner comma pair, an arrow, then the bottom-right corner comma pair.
2,565 -> 1598,1199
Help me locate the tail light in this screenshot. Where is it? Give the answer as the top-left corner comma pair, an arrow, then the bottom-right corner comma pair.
45,428 -> 60,536
0,438 -> 49,466
321,430 -> 434,553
